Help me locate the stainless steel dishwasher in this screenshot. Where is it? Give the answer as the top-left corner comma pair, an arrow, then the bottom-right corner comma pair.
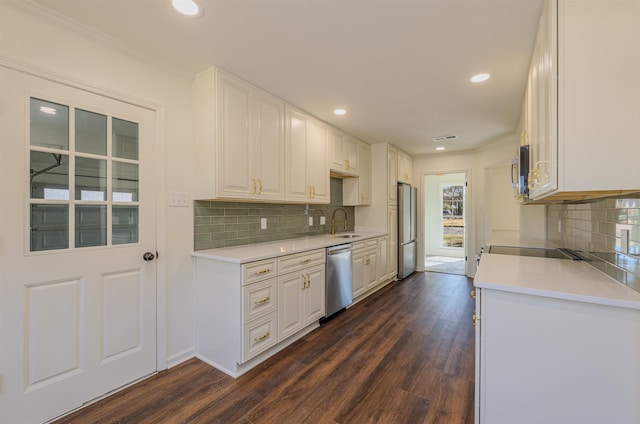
325,243 -> 353,318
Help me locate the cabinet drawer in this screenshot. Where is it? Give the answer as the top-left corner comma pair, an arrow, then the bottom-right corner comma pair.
278,249 -> 325,274
365,239 -> 378,249
242,258 -> 277,285
242,312 -> 278,362
352,241 -> 366,252
242,278 -> 277,323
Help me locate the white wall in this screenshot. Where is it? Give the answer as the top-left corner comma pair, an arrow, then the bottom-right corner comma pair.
1,2 -> 196,366
488,164 -> 520,240
413,135 -> 546,276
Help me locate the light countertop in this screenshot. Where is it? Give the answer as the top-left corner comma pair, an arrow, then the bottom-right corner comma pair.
474,253 -> 640,310
192,231 -> 387,264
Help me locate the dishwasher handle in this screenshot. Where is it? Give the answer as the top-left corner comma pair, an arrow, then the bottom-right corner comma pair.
327,244 -> 352,255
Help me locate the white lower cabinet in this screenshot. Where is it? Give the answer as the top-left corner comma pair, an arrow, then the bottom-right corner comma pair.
351,236 -> 397,302
476,287 -> 640,424
194,249 -> 325,378
278,254 -> 325,340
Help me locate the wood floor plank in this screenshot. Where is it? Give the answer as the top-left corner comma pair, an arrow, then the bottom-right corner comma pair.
52,271 -> 476,424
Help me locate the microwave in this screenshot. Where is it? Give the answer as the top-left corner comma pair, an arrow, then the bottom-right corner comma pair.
511,144 -> 530,197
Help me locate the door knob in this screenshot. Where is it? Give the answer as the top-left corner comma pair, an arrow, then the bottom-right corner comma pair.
143,252 -> 155,261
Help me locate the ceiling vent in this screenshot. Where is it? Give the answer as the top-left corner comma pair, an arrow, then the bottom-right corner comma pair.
432,134 -> 458,142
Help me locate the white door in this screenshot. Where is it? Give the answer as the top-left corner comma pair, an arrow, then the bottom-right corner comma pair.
0,67 -> 157,423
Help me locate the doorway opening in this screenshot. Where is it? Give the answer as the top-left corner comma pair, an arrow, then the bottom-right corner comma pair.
424,172 -> 466,275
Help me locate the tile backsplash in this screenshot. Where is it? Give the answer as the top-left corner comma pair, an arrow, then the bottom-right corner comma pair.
547,194 -> 640,292
194,178 -> 355,250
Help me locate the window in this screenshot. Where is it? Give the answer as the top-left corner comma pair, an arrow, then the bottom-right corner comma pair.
441,184 -> 464,248
29,98 -> 140,251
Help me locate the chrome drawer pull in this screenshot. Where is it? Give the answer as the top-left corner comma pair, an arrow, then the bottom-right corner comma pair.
254,331 -> 270,342
254,296 -> 270,305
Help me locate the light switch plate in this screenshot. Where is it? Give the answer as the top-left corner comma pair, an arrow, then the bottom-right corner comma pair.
309,216 -> 314,226
168,192 -> 189,207
320,216 -> 326,225
261,218 -> 267,229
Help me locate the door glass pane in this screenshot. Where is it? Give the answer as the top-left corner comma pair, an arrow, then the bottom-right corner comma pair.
75,157 -> 106,201
113,118 -> 139,160
30,151 -> 69,200
31,204 -> 69,251
113,162 -> 138,202
442,185 -> 464,248
75,205 -> 107,247
113,206 -> 138,245
75,109 -> 107,155
30,98 -> 69,150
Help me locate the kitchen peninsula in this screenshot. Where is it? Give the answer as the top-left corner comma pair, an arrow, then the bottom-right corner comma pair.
473,251 -> 640,424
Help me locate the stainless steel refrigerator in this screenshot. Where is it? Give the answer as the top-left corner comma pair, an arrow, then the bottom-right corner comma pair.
398,183 -> 417,279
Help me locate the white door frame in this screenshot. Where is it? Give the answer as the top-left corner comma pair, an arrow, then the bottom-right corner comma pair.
418,169 -> 472,277
1,57 -> 168,371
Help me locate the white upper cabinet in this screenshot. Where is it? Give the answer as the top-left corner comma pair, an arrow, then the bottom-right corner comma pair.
330,128 -> 358,176
526,0 -> 640,201
254,89 -> 286,200
195,68 -> 284,201
397,149 -> 413,185
343,140 -> 371,206
388,145 -> 398,205
284,105 -> 330,203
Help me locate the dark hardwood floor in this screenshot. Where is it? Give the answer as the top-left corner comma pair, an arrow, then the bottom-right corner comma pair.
54,271 -> 475,424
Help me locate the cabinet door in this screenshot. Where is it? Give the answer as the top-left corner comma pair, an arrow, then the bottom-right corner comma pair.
284,106 -> 310,202
307,119 -> 330,203
359,142 -> 371,204
388,146 -> 398,205
254,89 -> 285,200
330,128 -> 346,172
388,206 -> 398,278
364,250 -> 378,289
352,253 -> 366,298
398,150 -> 412,184
528,0 -> 558,199
278,272 -> 304,341
304,265 -> 326,323
216,71 -> 254,199
344,136 -> 358,174
377,236 -> 389,282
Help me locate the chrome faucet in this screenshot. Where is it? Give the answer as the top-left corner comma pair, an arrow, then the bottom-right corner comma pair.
331,207 -> 348,235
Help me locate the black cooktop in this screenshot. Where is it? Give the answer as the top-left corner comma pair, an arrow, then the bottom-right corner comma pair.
488,245 -> 583,260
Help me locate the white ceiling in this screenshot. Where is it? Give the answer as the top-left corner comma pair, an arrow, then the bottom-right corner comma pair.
29,0 -> 543,156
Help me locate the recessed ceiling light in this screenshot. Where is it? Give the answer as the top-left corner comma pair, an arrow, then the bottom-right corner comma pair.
40,106 -> 57,115
172,0 -> 203,17
436,146 -> 446,151
470,73 -> 490,83
333,108 -> 347,115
